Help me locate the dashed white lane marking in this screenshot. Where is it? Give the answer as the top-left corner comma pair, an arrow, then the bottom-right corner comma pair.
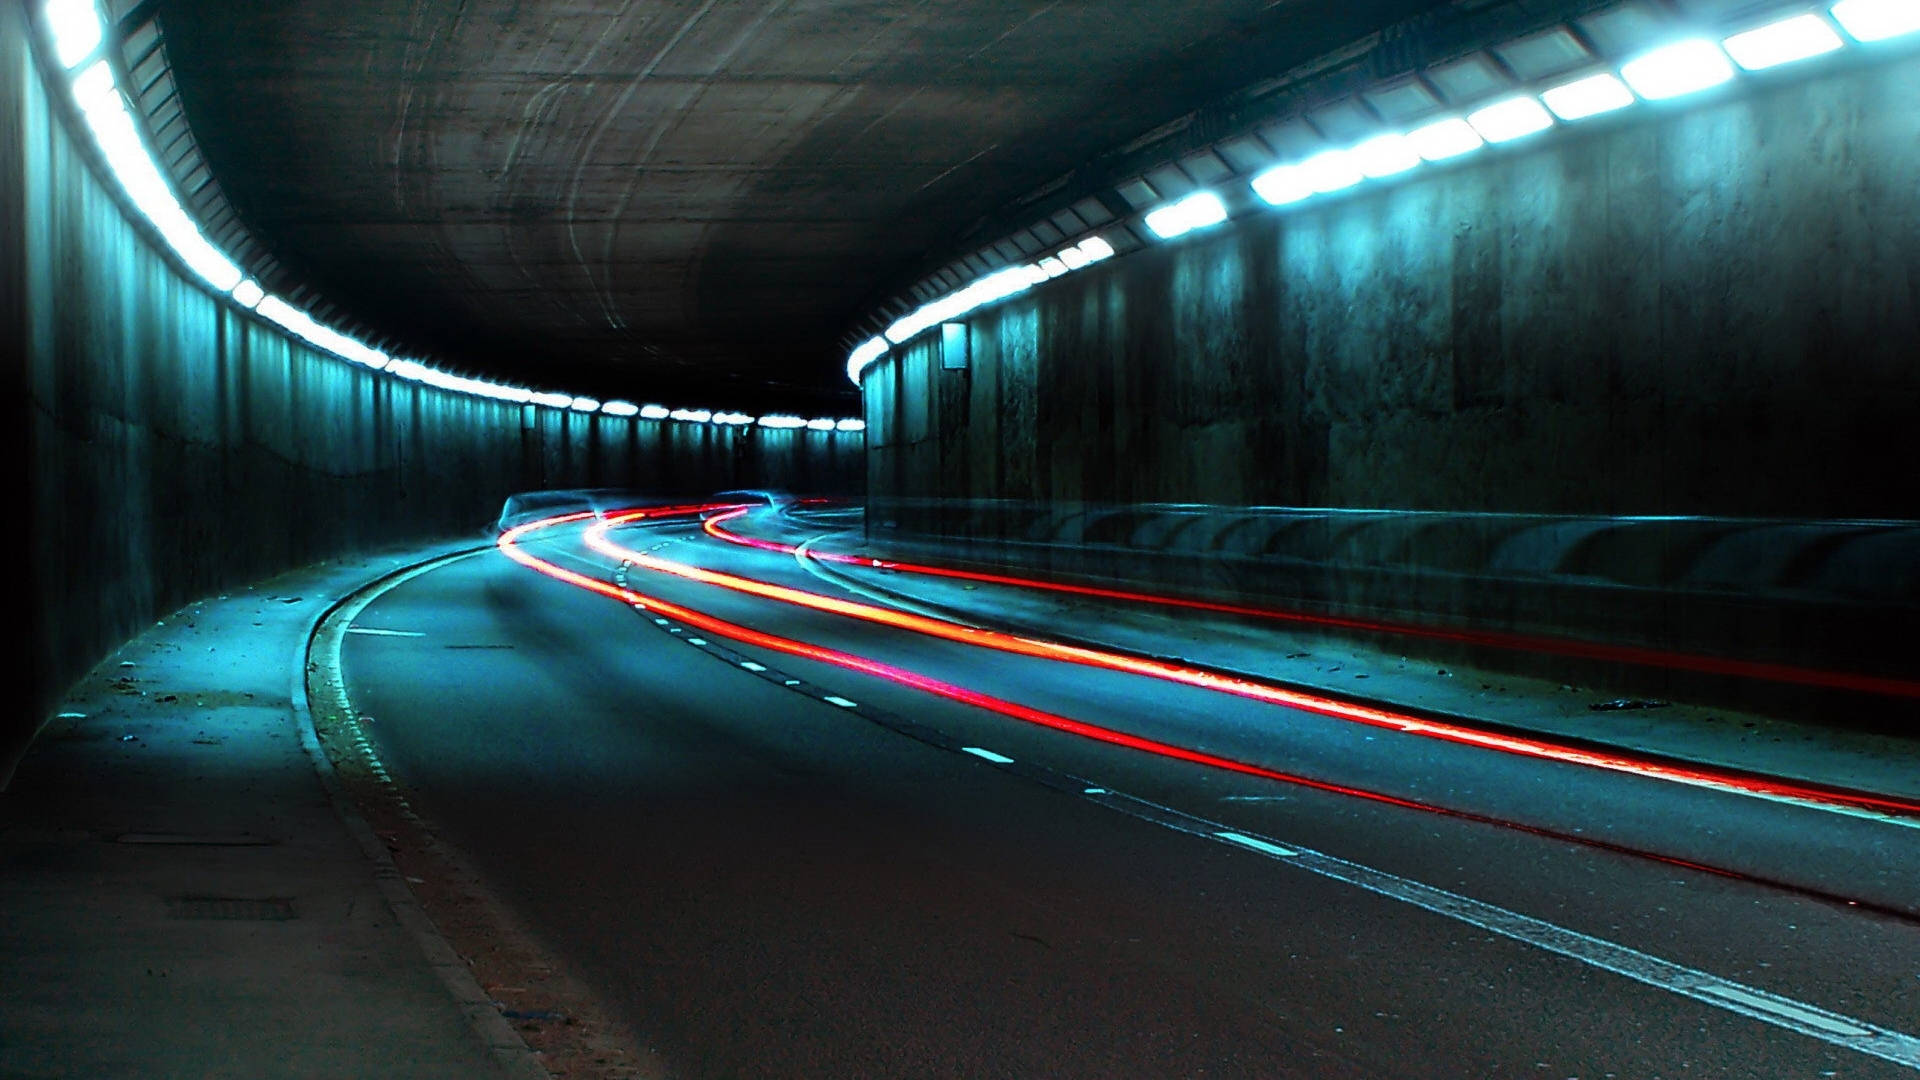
824,696 -> 859,708
603,519 -> 1920,1068
1215,831 -> 1299,858
687,638 -> 708,646
740,662 -> 767,672
58,712 -> 86,719
347,627 -> 425,637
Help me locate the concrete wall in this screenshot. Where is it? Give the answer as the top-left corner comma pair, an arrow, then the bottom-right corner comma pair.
867,53 -> 1920,520
3,6 -> 858,784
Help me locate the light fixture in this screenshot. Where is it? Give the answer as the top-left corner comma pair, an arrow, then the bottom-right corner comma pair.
1057,246 -> 1091,270
1466,96 -> 1556,142
836,419 -> 867,432
1250,164 -> 1314,206
639,404 -> 671,420
230,279 -> 265,309
1618,39 -> 1735,100
1143,191 -> 1228,239
1405,117 -> 1485,161
1038,256 -> 1069,278
43,0 -> 103,68
600,400 -> 640,417
1299,149 -> 1364,193
1831,0 -> 1920,41
1541,72 -> 1637,120
255,296 -> 389,369
1076,236 -> 1116,261
757,415 -> 807,429
670,408 -> 712,423
806,418 -> 836,431
1724,13 -> 1845,68
530,391 -> 573,409
569,396 -> 600,412
1349,133 -> 1421,179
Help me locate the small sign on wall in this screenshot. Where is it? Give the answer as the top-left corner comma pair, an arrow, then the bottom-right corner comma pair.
941,322 -> 970,370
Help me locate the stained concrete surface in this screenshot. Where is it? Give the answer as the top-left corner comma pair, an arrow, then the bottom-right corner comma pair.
866,52 -> 1920,521
149,0 -> 1461,403
0,547 -> 517,1080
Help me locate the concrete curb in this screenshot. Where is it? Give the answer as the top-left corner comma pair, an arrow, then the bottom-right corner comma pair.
291,544 -> 553,1080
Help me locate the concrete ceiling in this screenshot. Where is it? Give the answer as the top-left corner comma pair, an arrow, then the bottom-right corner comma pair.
154,0 -> 1449,411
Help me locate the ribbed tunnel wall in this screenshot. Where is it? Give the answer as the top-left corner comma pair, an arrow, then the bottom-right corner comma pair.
2,7 -> 858,783
865,54 -> 1920,520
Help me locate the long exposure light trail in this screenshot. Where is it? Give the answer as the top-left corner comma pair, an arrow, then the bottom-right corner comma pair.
701,507 -> 1920,701
498,506 -> 1918,919
590,510 -> 1920,823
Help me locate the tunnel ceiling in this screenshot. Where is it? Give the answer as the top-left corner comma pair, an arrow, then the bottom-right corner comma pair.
153,0 -> 1448,410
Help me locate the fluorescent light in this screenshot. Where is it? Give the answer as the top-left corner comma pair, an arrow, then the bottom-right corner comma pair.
72,62 -> 244,292
845,334 -> 889,384
836,419 -> 866,432
713,411 -> 754,425
806,418 -> 836,431
1142,191 -> 1228,240
639,404 -> 671,420
1619,40 -> 1735,100
884,265 -> 1036,345
1057,246 -> 1091,270
1250,164 -> 1314,206
568,396 -> 600,412
669,408 -> 711,423
1540,73 -> 1637,121
1406,117 -> 1485,161
1076,236 -> 1116,261
1466,96 -> 1555,142
44,0 -> 103,68
529,392 -> 572,408
1299,149 -> 1363,193
255,296 -> 389,369
1038,256 -> 1069,278
1724,14 -> 1845,68
758,414 -> 807,429
1349,133 -> 1421,179
230,279 -> 265,309
1832,0 -> 1920,40
600,400 -> 639,417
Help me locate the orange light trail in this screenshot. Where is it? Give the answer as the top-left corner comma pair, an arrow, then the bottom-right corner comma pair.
497,507 -> 1920,910
618,509 -> 1920,821
701,508 -> 1920,701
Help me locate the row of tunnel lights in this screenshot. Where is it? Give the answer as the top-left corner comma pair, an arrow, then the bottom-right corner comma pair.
845,0 -> 1918,386
38,0 -> 864,435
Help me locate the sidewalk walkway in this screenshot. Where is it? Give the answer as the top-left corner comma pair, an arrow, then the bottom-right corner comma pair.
747,512 -> 1920,803
1,542 -> 542,1080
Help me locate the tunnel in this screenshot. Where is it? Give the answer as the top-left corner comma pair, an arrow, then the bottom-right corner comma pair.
4,0 -> 1919,1075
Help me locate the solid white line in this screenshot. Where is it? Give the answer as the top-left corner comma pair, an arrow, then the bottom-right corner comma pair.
347,627 -> 425,637
1698,985 -> 1874,1037
961,747 -> 1015,764
1187,817 -> 1920,1069
1215,831 -> 1299,858
824,696 -> 858,708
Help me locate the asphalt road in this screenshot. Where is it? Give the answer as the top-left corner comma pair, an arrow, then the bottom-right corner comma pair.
337,510 -> 1920,1079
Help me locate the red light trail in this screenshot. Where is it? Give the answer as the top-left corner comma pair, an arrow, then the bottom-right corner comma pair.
701,506 -> 1920,701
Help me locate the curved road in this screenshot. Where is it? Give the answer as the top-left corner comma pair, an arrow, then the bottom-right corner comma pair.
333,504 -> 1920,1079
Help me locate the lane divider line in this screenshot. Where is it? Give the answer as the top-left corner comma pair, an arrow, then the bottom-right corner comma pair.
576,528 -> 1920,1072
517,510 -> 1917,924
